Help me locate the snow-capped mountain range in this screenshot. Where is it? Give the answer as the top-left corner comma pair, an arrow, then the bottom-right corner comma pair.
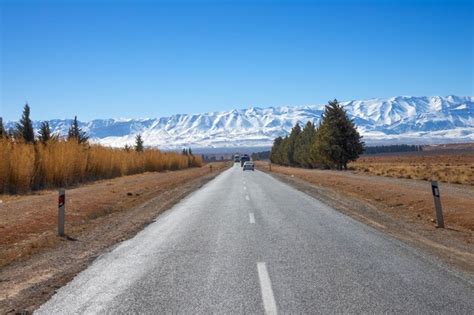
5,96 -> 474,149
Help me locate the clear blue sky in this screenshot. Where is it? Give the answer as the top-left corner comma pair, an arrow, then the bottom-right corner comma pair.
1,0 -> 473,121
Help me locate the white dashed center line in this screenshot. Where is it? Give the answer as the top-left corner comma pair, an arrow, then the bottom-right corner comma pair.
245,195 -> 250,201
243,186 -> 247,190
249,213 -> 255,224
257,262 -> 278,315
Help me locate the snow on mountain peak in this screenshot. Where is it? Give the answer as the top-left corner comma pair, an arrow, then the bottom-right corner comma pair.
4,95 -> 474,149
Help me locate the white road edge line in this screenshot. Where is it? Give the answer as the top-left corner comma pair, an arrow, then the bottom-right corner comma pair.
257,262 -> 278,315
249,213 -> 255,223
245,195 -> 250,201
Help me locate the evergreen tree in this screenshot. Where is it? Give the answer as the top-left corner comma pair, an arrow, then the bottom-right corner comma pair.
364,144 -> 421,155
135,134 -> 144,152
294,121 -> 316,167
0,117 -> 6,139
124,144 -> 131,152
279,136 -> 291,166
287,123 -> 302,165
67,116 -> 89,143
7,128 -> 15,139
181,148 -> 193,156
313,99 -> 364,170
38,121 -> 52,143
251,151 -> 271,161
312,121 -> 333,168
15,103 -> 35,143
270,136 -> 283,164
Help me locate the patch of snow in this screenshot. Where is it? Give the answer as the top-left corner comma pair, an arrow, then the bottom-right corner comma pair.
5,95 -> 474,149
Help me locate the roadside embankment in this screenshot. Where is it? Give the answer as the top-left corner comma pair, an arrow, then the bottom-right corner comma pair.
0,162 -> 228,314
257,162 -> 474,273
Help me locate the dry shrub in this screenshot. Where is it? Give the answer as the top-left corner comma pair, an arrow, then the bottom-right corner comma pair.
350,153 -> 474,185
0,140 -> 35,192
0,142 -> 10,192
0,139 -> 202,193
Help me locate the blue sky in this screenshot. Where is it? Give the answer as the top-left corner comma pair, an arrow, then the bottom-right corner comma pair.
1,0 -> 473,121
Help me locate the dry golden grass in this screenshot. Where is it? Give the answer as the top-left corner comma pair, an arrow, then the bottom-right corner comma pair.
0,139 -> 202,193
258,162 -> 474,231
0,162 -> 228,268
350,153 -> 474,185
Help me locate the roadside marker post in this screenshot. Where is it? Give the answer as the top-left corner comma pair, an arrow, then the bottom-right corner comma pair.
209,164 -> 213,172
269,163 -> 272,171
58,189 -> 65,236
431,181 -> 444,228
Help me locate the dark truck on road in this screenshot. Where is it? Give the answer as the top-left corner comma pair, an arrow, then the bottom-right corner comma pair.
240,154 -> 250,166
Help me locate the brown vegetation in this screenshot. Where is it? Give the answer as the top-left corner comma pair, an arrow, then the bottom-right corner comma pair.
0,139 -> 202,194
0,162 -> 227,268
258,162 -> 474,276
0,163 -> 228,313
350,153 -> 474,185
259,162 -> 474,232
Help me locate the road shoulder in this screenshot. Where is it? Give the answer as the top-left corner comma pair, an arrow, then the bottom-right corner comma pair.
0,164 -> 228,314
260,165 -> 474,276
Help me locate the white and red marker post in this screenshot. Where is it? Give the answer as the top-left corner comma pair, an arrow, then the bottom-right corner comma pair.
58,188 -> 65,236
431,181 -> 444,228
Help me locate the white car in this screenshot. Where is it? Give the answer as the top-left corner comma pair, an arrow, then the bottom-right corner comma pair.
243,161 -> 255,171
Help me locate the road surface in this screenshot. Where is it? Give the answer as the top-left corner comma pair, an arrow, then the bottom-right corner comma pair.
36,165 -> 474,314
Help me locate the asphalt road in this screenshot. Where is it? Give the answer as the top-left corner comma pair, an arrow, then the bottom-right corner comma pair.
36,164 -> 474,314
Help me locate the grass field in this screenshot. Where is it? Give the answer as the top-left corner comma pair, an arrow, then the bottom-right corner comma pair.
259,162 -> 474,232
0,162 -> 228,268
0,139 -> 202,194
349,153 -> 474,185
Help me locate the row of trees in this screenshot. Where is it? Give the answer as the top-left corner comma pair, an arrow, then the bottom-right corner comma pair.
1,103 -> 150,153
1,103 -> 200,157
270,99 -> 364,170
1,104 -> 202,193
123,135 -> 146,153
363,144 -> 422,155
251,151 -> 271,161
0,103 -> 89,144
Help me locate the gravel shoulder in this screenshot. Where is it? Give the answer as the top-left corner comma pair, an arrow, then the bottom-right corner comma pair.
0,163 -> 228,314
257,162 -> 474,274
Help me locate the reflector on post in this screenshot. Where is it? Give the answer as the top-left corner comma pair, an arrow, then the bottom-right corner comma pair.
58,189 -> 65,236
431,181 -> 444,228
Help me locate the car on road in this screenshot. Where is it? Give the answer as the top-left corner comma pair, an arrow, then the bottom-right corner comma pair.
243,161 -> 255,171
234,154 -> 240,163
240,154 -> 250,166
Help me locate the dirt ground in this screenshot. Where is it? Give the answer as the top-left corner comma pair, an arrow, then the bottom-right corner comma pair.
256,162 -> 474,275
0,163 -> 228,314
350,152 -> 474,185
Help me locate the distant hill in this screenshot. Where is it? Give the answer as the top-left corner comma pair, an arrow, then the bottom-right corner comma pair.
5,95 -> 474,149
